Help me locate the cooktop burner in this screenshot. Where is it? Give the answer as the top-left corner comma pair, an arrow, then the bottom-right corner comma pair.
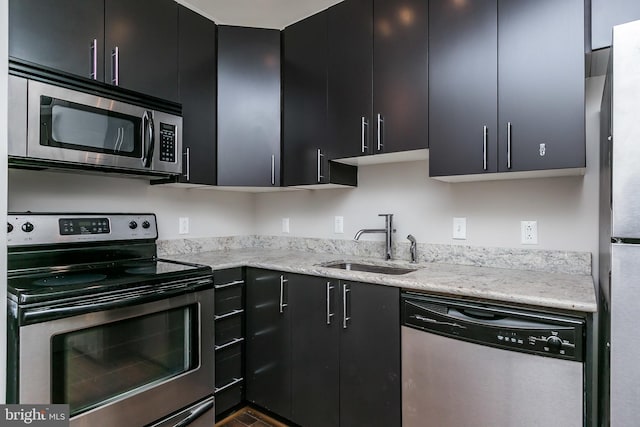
33,273 -> 108,287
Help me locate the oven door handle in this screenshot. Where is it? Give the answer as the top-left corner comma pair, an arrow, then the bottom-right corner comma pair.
173,399 -> 214,427
23,294 -> 150,323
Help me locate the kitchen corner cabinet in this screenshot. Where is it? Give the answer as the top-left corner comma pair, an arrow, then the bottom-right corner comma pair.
176,5 -> 217,186
327,0 -> 428,160
217,26 -> 281,187
9,0 -> 179,102
245,269 -> 292,418
246,269 -> 400,427
429,0 -> 585,179
282,11 -> 358,187
592,0 -> 640,49
214,268 -> 246,417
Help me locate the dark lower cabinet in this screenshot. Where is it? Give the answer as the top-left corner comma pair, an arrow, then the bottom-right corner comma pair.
177,5 -> 217,185
214,268 -> 246,418
217,26 -> 281,187
246,269 -> 400,427
245,269 -> 291,418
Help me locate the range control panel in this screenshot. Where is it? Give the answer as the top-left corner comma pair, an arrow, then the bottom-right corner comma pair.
159,123 -> 176,163
7,213 -> 157,246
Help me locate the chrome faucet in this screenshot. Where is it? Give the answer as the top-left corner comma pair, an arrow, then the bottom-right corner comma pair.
407,234 -> 417,263
354,214 -> 395,260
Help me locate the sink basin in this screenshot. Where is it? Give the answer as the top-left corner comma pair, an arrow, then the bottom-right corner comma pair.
322,261 -> 417,275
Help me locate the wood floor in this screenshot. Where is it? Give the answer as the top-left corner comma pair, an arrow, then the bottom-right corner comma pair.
215,407 -> 290,427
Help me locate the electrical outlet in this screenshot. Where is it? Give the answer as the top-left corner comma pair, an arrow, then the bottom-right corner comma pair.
282,218 -> 290,234
334,216 -> 344,234
453,217 -> 467,240
179,217 -> 189,235
521,221 -> 538,244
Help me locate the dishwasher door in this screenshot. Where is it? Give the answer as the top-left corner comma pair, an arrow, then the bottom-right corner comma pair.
401,295 -> 584,427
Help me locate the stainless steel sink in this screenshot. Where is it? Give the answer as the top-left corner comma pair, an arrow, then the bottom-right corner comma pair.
322,261 -> 417,275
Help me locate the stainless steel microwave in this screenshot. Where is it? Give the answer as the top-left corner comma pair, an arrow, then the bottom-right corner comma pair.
8,76 -> 182,177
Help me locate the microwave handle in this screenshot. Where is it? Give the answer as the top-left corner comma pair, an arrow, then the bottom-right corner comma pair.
142,111 -> 155,168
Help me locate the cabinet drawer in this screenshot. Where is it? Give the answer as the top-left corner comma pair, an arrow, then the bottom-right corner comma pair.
215,284 -> 243,315
215,379 -> 244,417
215,344 -> 243,388
215,313 -> 243,345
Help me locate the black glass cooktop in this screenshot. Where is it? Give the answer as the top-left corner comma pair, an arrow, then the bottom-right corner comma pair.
8,258 -> 212,305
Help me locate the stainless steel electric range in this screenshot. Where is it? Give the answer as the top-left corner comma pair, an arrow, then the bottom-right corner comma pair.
7,213 -> 215,427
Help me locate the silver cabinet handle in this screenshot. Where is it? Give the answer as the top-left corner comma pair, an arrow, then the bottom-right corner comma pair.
184,147 -> 191,182
214,280 -> 244,289
326,282 -> 335,325
342,283 -> 351,329
111,46 -> 119,86
317,148 -> 325,183
361,116 -> 369,153
215,377 -> 243,394
507,122 -> 512,169
214,309 -> 244,321
279,275 -> 288,313
483,125 -> 488,171
214,337 -> 245,351
271,154 -> 275,185
377,113 -> 384,151
90,39 -> 98,80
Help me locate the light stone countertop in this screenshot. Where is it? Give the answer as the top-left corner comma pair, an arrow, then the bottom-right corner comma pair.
166,248 -> 597,313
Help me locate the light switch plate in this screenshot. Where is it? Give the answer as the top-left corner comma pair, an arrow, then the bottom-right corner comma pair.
453,217 -> 467,240
179,217 -> 189,235
282,218 -> 290,234
334,216 -> 344,234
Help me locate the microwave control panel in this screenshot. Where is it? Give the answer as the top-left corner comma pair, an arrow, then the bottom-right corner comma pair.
159,123 -> 176,163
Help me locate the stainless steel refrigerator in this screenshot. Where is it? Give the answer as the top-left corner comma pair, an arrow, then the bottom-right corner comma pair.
599,18 -> 640,427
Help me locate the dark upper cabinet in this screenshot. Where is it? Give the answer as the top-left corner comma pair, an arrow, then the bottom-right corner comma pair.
245,269 -> 291,418
497,0 -> 584,173
327,0 -> 374,160
289,275 -> 340,427
9,0 -> 179,102
592,0 -> 640,49
327,0 -> 428,160
9,0 -> 105,81
282,12 -> 358,187
429,0 -> 585,178
105,0 -> 178,102
177,5 -> 217,185
372,0 -> 429,154
428,0 -> 498,177
217,26 -> 281,187
339,281 -> 400,427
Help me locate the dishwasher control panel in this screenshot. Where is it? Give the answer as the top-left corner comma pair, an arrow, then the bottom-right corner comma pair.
402,293 -> 585,362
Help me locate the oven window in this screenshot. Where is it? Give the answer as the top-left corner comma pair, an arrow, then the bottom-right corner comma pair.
51,305 -> 197,416
40,96 -> 142,157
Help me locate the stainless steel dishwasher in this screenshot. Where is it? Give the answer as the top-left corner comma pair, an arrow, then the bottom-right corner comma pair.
401,292 -> 585,427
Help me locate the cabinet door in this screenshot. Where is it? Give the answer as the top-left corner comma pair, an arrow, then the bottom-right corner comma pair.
245,269 -> 291,418
497,0 -> 585,172
592,0 -> 640,49
177,6 -> 217,185
340,282 -> 400,427
428,0 -> 498,177
289,275 -> 340,427
283,12 -> 328,186
9,0 -> 105,81
373,0 -> 428,154
217,26 -> 281,187
105,0 -> 178,102
327,0 -> 373,159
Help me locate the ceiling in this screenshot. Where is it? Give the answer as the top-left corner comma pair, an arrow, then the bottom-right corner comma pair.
176,0 -> 344,29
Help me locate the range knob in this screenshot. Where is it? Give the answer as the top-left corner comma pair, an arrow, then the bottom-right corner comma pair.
142,220 -> 151,229
546,335 -> 563,352
7,223 -> 13,233
129,221 -> 138,230
21,222 -> 34,233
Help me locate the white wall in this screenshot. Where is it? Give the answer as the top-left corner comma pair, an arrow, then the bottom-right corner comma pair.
0,0 -> 8,404
8,171 -> 256,240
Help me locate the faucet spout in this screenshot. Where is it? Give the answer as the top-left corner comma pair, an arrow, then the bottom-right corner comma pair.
354,214 -> 395,260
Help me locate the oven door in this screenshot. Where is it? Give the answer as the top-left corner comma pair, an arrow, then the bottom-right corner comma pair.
18,287 -> 214,427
